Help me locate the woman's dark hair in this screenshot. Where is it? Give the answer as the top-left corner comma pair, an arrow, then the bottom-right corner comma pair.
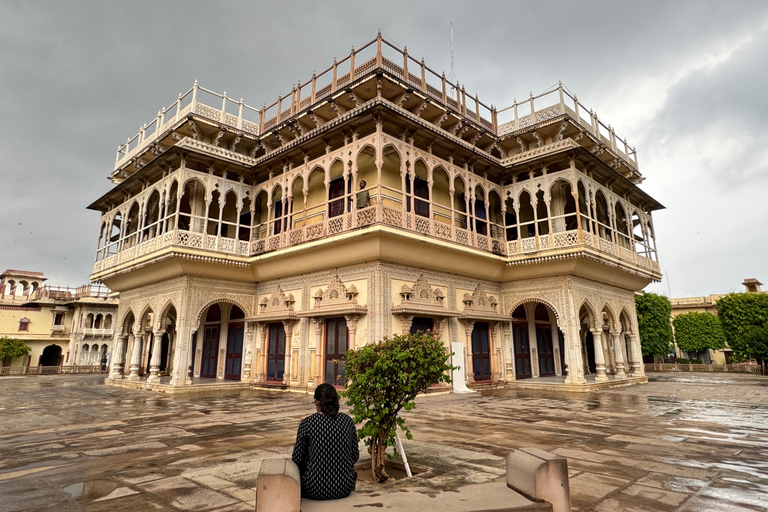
314,383 -> 339,417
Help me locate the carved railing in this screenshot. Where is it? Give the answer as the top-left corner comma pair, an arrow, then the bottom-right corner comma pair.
246,204 -> 659,275
83,328 -> 114,337
114,82 -> 261,170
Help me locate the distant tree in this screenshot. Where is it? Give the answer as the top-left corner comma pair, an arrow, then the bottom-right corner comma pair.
0,337 -> 31,366
635,292 -> 673,357
742,325 -> 768,372
715,292 -> 768,358
672,312 -> 726,357
342,331 -> 454,483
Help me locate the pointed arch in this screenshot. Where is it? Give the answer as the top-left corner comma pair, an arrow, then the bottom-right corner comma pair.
578,299 -> 598,330
195,298 -> 251,325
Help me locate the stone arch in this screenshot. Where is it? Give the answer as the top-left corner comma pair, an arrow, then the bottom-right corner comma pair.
195,297 -> 250,325
159,298 -> 178,322
137,303 -> 155,331
619,306 -> 635,333
119,309 -> 136,334
505,297 -> 562,324
578,299 -> 599,330
600,302 -> 619,331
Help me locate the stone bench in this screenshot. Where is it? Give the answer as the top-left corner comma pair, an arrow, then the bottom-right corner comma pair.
255,458 -> 301,512
506,448 -> 571,512
256,448 -> 570,512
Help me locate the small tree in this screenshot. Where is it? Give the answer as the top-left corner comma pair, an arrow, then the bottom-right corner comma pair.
0,337 -> 31,366
635,292 -> 673,358
742,325 -> 768,372
672,312 -> 726,359
715,292 -> 768,358
342,331 -> 454,483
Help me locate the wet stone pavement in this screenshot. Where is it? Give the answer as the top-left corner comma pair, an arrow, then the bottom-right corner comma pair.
0,373 -> 767,512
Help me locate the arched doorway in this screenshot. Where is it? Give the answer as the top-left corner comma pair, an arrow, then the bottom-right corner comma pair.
325,317 -> 347,387
40,345 -> 62,366
472,322 -> 491,382
225,306 -> 244,380
511,305 -> 531,379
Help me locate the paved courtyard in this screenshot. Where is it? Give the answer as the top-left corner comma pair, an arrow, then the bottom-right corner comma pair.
0,373 -> 766,512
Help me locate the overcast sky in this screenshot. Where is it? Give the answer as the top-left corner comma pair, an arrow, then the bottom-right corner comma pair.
1,0 -> 766,298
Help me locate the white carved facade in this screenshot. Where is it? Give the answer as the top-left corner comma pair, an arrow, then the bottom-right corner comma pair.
92,34 -> 662,391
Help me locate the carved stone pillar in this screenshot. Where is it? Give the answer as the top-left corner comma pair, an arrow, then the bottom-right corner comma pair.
399,315 -> 414,334
607,328 -> 617,375
502,322 -> 515,381
580,329 -> 591,375
462,320 -> 475,384
612,330 -> 627,378
146,329 -> 166,383
313,318 -> 323,384
257,323 -> 268,383
626,333 -> 642,376
344,316 -> 358,351
110,335 -> 128,378
127,329 -> 143,381
590,329 -> 608,382
282,321 -> 294,385
241,322 -> 254,383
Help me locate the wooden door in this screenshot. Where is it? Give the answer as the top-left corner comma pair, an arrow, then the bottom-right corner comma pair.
224,323 -> 243,380
328,178 -> 345,218
536,325 -> 555,376
513,322 -> 532,379
267,322 -> 286,382
201,326 -> 219,378
472,322 -> 491,381
324,317 -> 347,387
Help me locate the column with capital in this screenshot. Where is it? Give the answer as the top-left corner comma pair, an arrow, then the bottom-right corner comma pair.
146,329 -> 166,383
282,321 -> 294,385
256,323 -> 267,383
590,329 -> 608,382
626,333 -> 643,376
313,318 -> 323,384
612,330 -> 627,378
127,329 -> 144,381
462,320 -> 475,384
110,334 -> 128,378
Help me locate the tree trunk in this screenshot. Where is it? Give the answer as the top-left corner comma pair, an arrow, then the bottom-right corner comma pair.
371,431 -> 389,482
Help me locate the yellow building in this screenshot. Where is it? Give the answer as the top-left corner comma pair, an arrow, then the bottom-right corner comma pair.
670,278 -> 763,364
0,270 -> 118,374
89,34 -> 663,392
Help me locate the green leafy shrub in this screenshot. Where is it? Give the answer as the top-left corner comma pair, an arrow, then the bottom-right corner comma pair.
0,337 -> 31,366
342,331 -> 454,482
672,312 -> 725,354
675,358 -> 702,365
635,292 -> 673,357
716,293 -> 768,360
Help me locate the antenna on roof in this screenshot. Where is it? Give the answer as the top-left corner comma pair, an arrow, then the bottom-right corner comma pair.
449,20 -> 457,84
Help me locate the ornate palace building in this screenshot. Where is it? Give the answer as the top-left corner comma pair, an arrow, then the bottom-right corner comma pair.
90,34 -> 662,392
0,270 -> 117,374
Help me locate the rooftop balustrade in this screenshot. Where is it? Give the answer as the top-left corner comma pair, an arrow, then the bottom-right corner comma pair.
112,34 -> 637,173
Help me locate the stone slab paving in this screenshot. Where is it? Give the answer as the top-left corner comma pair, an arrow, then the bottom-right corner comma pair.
0,372 -> 766,511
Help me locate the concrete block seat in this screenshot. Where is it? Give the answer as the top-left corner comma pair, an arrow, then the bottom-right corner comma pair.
256,448 -> 569,512
300,483 -> 552,511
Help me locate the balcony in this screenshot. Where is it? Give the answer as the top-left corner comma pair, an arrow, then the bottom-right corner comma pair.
93,199 -> 660,279
82,328 -> 114,337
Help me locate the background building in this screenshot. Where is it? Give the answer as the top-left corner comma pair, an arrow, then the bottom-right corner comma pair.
670,278 -> 763,363
90,35 -> 663,391
0,270 -> 117,373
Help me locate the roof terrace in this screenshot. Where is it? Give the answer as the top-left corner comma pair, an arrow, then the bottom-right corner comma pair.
113,33 -> 638,174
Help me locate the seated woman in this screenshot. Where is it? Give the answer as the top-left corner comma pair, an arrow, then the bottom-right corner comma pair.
292,383 -> 359,500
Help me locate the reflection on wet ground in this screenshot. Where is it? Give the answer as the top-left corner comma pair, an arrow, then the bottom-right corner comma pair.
0,373 -> 766,511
